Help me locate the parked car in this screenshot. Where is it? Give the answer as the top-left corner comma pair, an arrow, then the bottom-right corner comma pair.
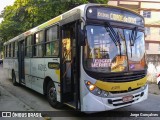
157,74 -> 160,89
0,59 -> 3,64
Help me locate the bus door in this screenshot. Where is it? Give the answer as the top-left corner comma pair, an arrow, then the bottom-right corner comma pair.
18,40 -> 25,84
61,22 -> 80,109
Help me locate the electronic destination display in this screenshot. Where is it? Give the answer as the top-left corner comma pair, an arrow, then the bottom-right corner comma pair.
86,6 -> 144,26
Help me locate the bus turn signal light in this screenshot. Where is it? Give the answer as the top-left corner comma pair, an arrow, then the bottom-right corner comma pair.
86,81 -> 91,85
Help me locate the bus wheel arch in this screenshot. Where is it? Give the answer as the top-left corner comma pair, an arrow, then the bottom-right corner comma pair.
43,76 -> 52,95
12,70 -> 18,86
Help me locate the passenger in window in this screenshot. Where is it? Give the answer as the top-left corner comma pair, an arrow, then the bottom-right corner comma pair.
53,42 -> 59,56
62,38 -> 71,60
94,48 -> 101,58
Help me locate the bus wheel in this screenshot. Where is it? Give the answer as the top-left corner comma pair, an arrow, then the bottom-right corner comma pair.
12,71 -> 18,86
47,81 -> 62,108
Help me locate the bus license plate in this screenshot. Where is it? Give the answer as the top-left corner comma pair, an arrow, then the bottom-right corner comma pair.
122,95 -> 133,102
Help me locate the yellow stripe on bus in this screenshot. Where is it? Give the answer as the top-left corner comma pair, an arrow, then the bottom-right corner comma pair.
38,16 -> 62,29
55,69 -> 60,82
95,77 -> 147,91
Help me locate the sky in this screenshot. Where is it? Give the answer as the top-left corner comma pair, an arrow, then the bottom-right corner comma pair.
0,0 -> 15,23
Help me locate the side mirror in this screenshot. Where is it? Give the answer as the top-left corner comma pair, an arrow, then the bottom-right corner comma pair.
78,26 -> 85,46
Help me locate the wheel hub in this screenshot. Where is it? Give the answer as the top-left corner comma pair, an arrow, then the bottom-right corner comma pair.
49,87 -> 56,101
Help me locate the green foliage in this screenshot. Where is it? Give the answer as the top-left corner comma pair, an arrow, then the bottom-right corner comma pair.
0,0 -> 108,44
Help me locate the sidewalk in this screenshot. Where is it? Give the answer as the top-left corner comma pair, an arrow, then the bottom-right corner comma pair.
148,83 -> 160,95
0,85 -> 44,120
0,85 -> 32,111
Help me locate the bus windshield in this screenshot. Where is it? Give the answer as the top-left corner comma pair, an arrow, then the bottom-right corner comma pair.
125,29 -> 145,71
84,25 -> 145,73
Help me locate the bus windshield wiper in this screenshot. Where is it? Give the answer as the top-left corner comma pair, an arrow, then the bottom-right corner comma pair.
105,22 -> 122,56
129,27 -> 138,46
129,34 -> 133,57
129,27 -> 138,57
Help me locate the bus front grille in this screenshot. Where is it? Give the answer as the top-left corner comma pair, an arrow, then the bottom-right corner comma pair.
100,71 -> 146,82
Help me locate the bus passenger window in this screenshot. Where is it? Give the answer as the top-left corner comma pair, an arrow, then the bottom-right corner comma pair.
25,36 -> 32,57
15,42 -> 18,58
12,42 -> 15,57
7,45 -> 9,58
52,41 -> 59,56
9,44 -> 11,57
33,31 -> 43,57
45,25 -> 59,57
5,45 -> 8,58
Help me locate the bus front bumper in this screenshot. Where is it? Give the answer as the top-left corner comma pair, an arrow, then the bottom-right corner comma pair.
82,84 -> 148,113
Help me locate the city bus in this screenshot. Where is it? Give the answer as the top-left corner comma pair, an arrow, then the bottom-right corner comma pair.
3,4 -> 148,112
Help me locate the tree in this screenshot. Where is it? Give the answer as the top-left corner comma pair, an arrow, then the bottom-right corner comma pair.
0,0 -> 108,43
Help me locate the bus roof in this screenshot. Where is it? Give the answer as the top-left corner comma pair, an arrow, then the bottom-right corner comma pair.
4,3 -> 143,45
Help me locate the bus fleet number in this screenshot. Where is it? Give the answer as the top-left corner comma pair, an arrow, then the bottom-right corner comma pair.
38,64 -> 47,71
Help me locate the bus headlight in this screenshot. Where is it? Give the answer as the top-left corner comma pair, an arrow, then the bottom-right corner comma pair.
85,80 -> 109,97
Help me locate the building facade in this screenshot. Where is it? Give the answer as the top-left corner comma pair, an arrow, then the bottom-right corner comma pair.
108,0 -> 160,65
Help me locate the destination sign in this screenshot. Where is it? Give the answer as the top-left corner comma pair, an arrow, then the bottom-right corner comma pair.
86,7 -> 144,26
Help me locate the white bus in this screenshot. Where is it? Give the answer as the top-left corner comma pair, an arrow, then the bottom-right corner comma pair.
3,4 -> 148,113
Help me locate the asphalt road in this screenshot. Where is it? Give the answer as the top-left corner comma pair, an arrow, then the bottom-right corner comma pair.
0,64 -> 160,120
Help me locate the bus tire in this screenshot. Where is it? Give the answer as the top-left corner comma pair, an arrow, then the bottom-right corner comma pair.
47,81 -> 62,108
12,71 -> 18,86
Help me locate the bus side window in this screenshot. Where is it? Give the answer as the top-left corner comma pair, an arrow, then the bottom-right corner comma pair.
45,25 -> 59,57
15,42 -> 18,58
9,44 -> 11,58
11,43 -> 13,58
5,46 -> 6,58
13,42 -> 15,57
25,36 -> 32,57
7,44 -> 9,58
33,31 -> 43,57
6,45 -> 8,58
